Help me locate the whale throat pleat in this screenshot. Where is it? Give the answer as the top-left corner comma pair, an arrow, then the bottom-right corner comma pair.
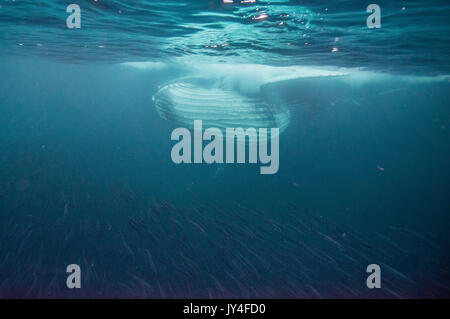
152,79 -> 290,134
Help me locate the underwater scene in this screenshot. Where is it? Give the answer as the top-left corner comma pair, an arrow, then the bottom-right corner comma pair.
0,0 -> 449,298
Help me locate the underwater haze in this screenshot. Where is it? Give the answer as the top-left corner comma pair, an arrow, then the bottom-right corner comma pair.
0,0 -> 449,298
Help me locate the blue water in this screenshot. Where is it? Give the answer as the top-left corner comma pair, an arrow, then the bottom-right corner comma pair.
0,1 -> 449,298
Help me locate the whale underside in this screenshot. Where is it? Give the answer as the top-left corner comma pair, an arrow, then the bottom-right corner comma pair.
152,77 -> 291,136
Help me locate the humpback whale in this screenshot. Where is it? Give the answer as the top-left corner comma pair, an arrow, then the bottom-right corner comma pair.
149,63 -> 351,138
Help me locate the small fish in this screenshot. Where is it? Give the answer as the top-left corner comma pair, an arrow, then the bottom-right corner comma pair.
144,249 -> 158,276
189,220 -> 206,234
317,232 -> 344,250
380,263 -> 414,284
119,231 -> 135,258
17,228 -> 33,255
